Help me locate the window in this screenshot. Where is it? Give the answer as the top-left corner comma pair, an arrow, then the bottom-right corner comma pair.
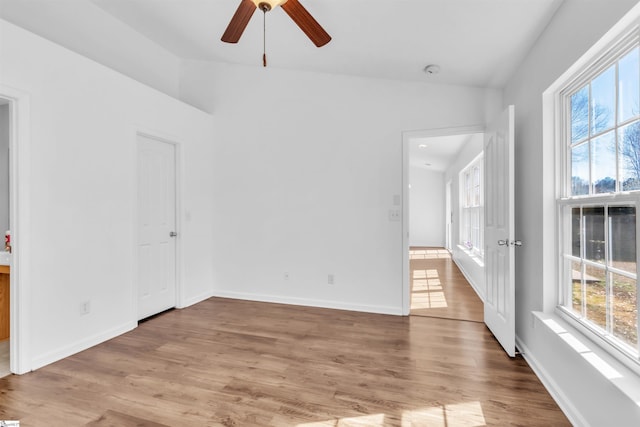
558,33 -> 640,363
460,155 -> 483,258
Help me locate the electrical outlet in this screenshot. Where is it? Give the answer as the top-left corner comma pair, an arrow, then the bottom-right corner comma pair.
80,300 -> 91,315
328,274 -> 334,285
388,209 -> 401,221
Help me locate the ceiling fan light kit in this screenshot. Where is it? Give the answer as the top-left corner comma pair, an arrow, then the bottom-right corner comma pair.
221,0 -> 331,67
250,0 -> 288,10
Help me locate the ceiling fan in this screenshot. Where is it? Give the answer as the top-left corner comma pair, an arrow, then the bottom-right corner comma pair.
221,0 -> 331,62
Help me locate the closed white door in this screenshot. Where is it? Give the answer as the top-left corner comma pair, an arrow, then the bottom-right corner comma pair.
484,105 -> 516,357
137,135 -> 177,320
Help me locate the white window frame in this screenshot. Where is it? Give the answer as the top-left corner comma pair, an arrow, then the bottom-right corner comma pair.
459,154 -> 484,258
553,23 -> 640,371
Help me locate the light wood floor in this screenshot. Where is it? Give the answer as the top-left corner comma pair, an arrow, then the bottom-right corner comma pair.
0,298 -> 569,426
410,247 -> 484,323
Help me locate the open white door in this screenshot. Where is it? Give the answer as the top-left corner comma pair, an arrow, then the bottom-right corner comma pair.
484,105 -> 516,357
137,135 -> 177,320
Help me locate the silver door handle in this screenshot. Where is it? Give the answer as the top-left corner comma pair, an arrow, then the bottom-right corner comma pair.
498,239 -> 508,246
512,240 -> 522,247
169,231 -> 177,237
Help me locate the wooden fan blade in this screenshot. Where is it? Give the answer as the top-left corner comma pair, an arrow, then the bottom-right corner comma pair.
281,0 -> 331,47
221,0 -> 257,43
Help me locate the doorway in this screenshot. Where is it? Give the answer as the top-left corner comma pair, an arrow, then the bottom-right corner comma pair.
0,86 -> 30,375
136,134 -> 178,320
0,100 -> 9,377
402,125 -> 485,316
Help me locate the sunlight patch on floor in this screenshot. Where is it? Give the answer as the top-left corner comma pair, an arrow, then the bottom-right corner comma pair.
402,401 -> 487,427
297,401 -> 486,427
410,248 -> 451,260
411,269 -> 448,309
297,413 -> 385,426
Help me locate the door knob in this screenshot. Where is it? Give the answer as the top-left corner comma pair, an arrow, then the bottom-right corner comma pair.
498,239 -> 508,246
169,231 -> 177,237
512,240 -> 522,247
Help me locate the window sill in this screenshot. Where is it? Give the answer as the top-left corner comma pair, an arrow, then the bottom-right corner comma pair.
533,311 -> 640,407
456,244 -> 484,267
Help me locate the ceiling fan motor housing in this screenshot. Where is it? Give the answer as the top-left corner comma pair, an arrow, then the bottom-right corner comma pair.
252,0 -> 288,11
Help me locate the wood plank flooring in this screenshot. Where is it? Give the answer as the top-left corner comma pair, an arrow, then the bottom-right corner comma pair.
0,297 -> 569,426
410,247 -> 484,323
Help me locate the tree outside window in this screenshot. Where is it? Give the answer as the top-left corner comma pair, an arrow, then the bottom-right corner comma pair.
563,45 -> 639,357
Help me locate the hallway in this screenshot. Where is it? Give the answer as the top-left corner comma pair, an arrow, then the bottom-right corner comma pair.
410,247 -> 484,323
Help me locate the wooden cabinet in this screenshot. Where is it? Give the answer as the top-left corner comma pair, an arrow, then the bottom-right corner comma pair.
0,266 -> 9,341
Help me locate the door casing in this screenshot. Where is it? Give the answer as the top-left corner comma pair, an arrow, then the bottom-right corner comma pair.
0,86 -> 31,374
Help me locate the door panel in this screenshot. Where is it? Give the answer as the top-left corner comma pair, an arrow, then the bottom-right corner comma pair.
137,135 -> 177,320
484,105 -> 516,357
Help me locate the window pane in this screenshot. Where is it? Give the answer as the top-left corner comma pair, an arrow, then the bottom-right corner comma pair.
618,47 -> 640,124
608,206 -> 636,274
473,166 -> 480,206
571,86 -> 589,143
571,207 -> 581,257
571,143 -> 590,195
591,65 -> 616,134
612,273 -> 637,348
584,207 -> 605,263
619,121 -> 640,191
592,131 -> 616,194
571,260 -> 583,314
465,172 -> 471,206
585,265 -> 607,329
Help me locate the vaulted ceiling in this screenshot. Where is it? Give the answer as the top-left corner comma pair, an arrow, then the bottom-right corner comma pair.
0,0 -> 563,88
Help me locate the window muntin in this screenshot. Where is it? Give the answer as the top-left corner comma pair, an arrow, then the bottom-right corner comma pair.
569,47 -> 640,196
563,203 -> 638,351
460,156 -> 483,257
560,41 -> 640,361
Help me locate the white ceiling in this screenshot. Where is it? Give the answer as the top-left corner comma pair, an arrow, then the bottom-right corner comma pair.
409,133 -> 476,172
0,0 -> 564,88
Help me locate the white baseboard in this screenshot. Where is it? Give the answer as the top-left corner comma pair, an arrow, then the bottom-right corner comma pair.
30,321 -> 137,371
211,290 -> 403,316
515,336 -> 588,427
179,289 -> 215,309
452,258 -> 484,302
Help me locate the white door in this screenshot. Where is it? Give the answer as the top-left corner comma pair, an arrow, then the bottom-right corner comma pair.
484,105 -> 516,357
137,135 -> 177,320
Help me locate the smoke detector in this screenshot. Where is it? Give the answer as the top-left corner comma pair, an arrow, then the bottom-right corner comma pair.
423,64 -> 441,75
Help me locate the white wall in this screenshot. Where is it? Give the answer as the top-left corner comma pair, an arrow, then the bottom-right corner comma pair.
503,0 -> 640,425
409,167 -> 444,247
0,104 -> 8,235
0,19 -> 215,371
181,60 -> 498,314
444,133 -> 484,297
